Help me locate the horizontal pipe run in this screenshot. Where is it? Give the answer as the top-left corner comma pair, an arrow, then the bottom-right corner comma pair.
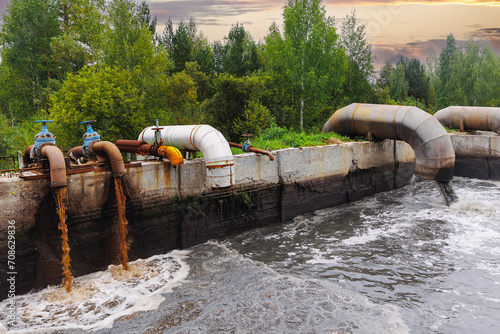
66,146 -> 85,163
90,141 -> 126,178
435,106 -> 500,135
322,103 -> 455,181
115,140 -> 184,166
228,142 -> 275,161
37,143 -> 67,188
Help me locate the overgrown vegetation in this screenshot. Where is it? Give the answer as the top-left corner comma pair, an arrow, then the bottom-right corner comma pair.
0,0 -> 499,169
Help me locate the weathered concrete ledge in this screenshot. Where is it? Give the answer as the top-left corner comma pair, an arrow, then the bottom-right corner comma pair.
449,132 -> 500,180
0,140 -> 415,299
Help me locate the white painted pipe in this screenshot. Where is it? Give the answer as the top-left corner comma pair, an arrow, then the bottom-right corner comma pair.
138,125 -> 234,189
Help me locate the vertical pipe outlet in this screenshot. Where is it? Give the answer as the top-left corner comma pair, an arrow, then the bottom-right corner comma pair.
139,125 -> 234,189
322,103 -> 455,181
37,143 -> 67,187
89,141 -> 126,178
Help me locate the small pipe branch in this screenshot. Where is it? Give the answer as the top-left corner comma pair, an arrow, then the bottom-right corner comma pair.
228,142 -> 275,161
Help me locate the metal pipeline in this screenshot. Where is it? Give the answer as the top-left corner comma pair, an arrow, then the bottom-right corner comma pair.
434,106 -> 500,134
89,141 -> 126,178
139,125 -> 234,189
23,144 -> 34,166
115,139 -> 184,166
228,142 -> 275,161
37,143 -> 67,187
66,146 -> 85,162
322,103 -> 455,181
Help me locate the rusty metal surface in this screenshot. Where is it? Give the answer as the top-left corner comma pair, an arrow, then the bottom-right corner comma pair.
115,139 -> 184,166
322,103 -> 455,181
37,143 -> 67,187
90,141 -> 126,178
435,106 -> 500,134
228,142 -> 275,161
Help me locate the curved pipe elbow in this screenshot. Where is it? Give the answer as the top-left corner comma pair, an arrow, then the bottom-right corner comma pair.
90,141 -> 125,178
322,103 -> 455,182
139,125 -> 234,189
435,106 -> 500,134
37,144 -> 67,188
155,146 -> 184,166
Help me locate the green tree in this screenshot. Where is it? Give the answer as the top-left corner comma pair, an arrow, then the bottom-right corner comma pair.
339,10 -> 375,103
50,66 -> 147,149
171,21 -> 193,72
101,0 -> 155,70
202,74 -> 264,141
0,0 -> 61,119
397,56 -> 430,103
264,0 -> 347,131
388,63 -> 409,102
223,23 -> 260,77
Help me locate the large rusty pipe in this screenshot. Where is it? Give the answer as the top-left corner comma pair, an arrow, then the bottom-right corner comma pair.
435,106 -> 500,134
115,139 -> 184,166
66,146 -> 85,162
37,143 -> 67,187
23,144 -> 34,166
322,103 -> 455,181
228,142 -> 275,161
90,141 -> 125,177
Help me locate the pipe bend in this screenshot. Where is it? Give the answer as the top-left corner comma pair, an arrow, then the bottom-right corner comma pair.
90,141 -> 126,177
139,124 -> 234,189
37,143 -> 67,188
323,103 -> 455,181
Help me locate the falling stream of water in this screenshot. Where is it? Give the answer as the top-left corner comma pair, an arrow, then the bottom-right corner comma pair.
54,187 -> 73,292
114,178 -> 129,270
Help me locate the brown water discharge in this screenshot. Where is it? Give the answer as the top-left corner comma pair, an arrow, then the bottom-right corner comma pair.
114,177 -> 129,270
54,187 -> 73,292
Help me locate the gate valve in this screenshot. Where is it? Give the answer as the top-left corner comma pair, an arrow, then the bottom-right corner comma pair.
151,119 -> 163,146
242,134 -> 253,152
81,120 -> 100,157
32,120 -> 56,160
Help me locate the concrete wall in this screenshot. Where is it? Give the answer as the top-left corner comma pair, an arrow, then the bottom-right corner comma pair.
450,132 -> 500,180
0,140 -> 416,299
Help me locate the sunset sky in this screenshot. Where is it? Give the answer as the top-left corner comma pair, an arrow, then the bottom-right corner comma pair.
146,0 -> 500,68
0,0 -> 498,69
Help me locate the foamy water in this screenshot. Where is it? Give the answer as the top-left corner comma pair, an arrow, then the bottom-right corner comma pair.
224,177 -> 500,333
0,251 -> 189,333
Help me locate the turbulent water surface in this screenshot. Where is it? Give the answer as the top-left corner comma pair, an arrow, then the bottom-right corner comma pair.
1,177 -> 499,333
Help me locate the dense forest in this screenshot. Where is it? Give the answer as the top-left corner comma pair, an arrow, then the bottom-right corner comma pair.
0,0 -> 499,169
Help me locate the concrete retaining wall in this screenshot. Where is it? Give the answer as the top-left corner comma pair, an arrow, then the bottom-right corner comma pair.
450,132 -> 500,180
0,140 -> 415,299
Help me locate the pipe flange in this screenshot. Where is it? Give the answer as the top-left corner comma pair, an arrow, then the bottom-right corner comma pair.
36,142 -> 56,159
87,140 -> 101,159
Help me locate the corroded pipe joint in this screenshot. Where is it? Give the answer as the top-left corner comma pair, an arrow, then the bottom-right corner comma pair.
23,144 -> 35,166
66,146 -> 85,163
37,143 -> 67,187
90,140 -> 126,178
228,142 -> 275,161
322,103 -> 455,182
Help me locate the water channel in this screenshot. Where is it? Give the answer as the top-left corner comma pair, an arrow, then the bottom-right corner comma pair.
1,177 -> 499,333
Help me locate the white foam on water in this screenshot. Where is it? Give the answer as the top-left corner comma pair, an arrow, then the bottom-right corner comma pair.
0,250 -> 190,333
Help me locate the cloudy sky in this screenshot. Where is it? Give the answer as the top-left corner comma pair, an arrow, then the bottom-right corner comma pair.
0,0 -> 498,68
147,0 -> 500,68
